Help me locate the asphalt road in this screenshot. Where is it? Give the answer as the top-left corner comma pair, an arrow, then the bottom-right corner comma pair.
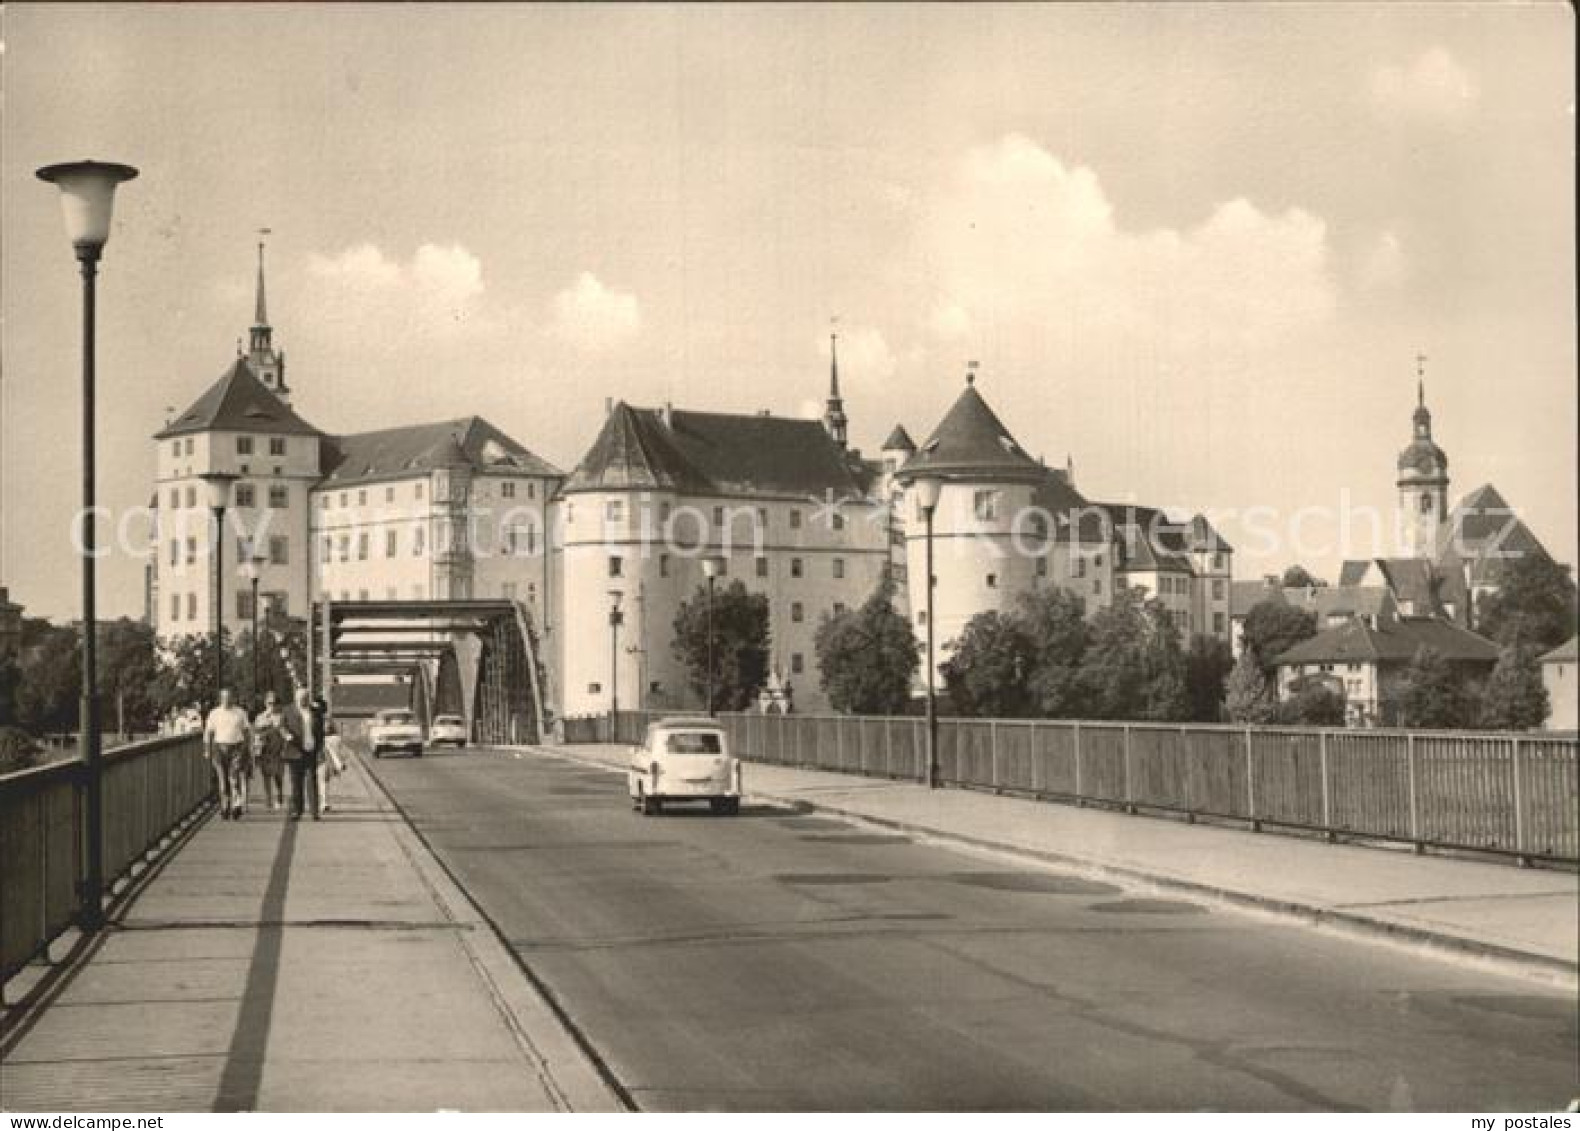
365,745 -> 1578,1112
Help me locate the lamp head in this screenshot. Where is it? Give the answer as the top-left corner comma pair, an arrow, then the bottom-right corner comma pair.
912,476 -> 944,513
200,471 -> 239,511
701,556 -> 723,579
35,160 -> 139,255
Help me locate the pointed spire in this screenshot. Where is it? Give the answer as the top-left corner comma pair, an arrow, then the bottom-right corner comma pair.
254,231 -> 271,328
829,331 -> 841,400
823,324 -> 848,449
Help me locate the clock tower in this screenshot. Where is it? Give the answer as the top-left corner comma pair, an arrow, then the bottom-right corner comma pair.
1396,372 -> 1449,557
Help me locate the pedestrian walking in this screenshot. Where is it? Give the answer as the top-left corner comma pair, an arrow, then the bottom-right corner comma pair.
204,689 -> 252,820
253,692 -> 287,811
313,695 -> 344,815
280,687 -> 326,821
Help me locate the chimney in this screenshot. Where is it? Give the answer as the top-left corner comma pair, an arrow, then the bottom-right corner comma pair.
662,401 -> 674,429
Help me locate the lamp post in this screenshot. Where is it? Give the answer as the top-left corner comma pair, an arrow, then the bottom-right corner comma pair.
701,556 -> 723,716
608,589 -> 623,741
238,549 -> 267,705
201,472 -> 238,707
912,477 -> 943,789
35,158 -> 139,931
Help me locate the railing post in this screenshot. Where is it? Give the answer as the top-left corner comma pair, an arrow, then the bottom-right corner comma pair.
1181,726 -> 1195,823
1071,721 -> 1082,804
1122,724 -> 1135,813
1511,737 -> 1529,866
1244,728 -> 1258,831
1319,730 -> 1333,841
884,715 -> 893,780
989,720 -> 999,792
1407,733 -> 1421,853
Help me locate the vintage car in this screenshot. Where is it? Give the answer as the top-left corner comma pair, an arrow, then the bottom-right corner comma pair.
628,716 -> 741,816
368,708 -> 425,758
428,714 -> 468,748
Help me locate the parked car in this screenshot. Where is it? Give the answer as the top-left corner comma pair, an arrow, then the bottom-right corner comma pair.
628,716 -> 741,816
428,714 -> 468,748
368,708 -> 424,759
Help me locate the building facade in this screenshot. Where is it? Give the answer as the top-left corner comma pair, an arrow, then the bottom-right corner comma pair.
1542,636 -> 1577,731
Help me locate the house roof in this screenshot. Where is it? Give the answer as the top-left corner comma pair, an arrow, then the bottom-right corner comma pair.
1231,579 -> 1286,616
561,403 -> 870,500
1542,636 -> 1578,664
155,358 -> 322,439
1338,557 -> 1446,614
320,417 -> 561,486
1440,484 -> 1551,584
1287,584 -> 1394,622
1096,503 -> 1211,575
1274,615 -> 1500,668
882,424 -> 916,453
897,379 -> 1046,483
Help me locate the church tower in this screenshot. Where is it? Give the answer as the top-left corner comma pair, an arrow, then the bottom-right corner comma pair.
1396,364 -> 1449,557
823,331 -> 848,449
247,237 -> 290,401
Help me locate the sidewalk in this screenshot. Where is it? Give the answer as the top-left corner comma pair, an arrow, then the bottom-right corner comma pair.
0,751 -> 623,1113
544,744 -> 1578,986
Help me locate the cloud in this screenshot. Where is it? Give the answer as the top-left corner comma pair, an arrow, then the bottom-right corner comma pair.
550,272 -> 642,352
1370,47 -> 1477,124
303,242 -> 486,338
926,134 -> 1336,359
830,325 -> 897,386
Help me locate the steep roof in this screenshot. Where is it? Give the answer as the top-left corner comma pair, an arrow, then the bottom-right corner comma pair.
897,379 -> 1045,483
1542,636 -> 1578,664
1274,616 -> 1499,667
1339,557 -> 1446,614
1440,484 -> 1551,584
155,358 -> 322,439
882,424 -> 917,453
1287,584 -> 1394,623
1231,579 -> 1286,616
320,416 -> 560,486
561,403 -> 870,500
1095,503 -> 1225,575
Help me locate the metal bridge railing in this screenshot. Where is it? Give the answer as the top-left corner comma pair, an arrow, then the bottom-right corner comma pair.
567,710 -> 1579,864
1,733 -> 210,986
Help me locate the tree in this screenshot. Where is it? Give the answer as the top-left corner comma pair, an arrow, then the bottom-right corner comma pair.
1474,554 -> 1579,651
671,580 -> 770,712
1079,588 -> 1188,721
1183,635 -> 1234,722
12,622 -> 80,735
98,618 -> 161,735
1281,565 -> 1326,589
150,631 -> 227,719
0,726 -> 42,775
940,610 -> 1036,718
1224,648 -> 1277,724
815,578 -> 919,715
1399,647 -> 1476,729
1018,588 -> 1090,718
1271,676 -> 1346,726
1241,600 -> 1317,670
1479,642 -> 1550,731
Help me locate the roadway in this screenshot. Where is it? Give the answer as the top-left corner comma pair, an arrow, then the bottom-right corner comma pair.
363,744 -> 1578,1112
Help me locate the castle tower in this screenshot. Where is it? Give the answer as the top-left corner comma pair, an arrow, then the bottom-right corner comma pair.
823,332 -> 848,449
1396,367 -> 1449,557
247,237 -> 290,401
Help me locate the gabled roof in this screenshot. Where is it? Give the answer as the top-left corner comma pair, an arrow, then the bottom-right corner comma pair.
320,416 -> 561,486
1439,484 -> 1551,584
1231,579 -> 1286,616
882,424 -> 917,453
897,379 -> 1045,483
1030,469 -> 1110,542
561,404 -> 870,501
155,358 -> 322,439
1339,557 -> 1445,614
1274,616 -> 1499,668
1287,584 -> 1395,623
1542,636 -> 1578,664
1096,503 -> 1211,575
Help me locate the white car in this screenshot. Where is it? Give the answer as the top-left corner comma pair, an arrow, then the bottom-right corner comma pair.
368,708 -> 424,758
428,714 -> 468,748
629,717 -> 741,816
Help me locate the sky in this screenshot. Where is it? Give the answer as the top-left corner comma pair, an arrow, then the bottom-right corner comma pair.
2,2 -> 1574,621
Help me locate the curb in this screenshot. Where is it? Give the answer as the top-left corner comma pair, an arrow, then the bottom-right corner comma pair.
351,749 -> 631,1112
530,743 -> 1578,991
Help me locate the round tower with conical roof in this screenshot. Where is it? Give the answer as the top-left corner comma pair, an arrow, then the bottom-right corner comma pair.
896,370 -> 1052,684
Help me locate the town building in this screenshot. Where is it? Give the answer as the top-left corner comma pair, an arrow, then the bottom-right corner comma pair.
0,586 -> 22,661
1228,578 -> 1397,659
1272,613 -> 1499,727
1542,636 -> 1577,731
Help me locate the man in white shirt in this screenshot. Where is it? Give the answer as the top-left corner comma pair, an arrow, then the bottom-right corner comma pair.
205,688 -> 253,820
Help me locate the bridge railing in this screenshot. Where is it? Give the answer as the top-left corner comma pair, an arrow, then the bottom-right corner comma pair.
570,710 -> 1579,863
1,733 -> 210,986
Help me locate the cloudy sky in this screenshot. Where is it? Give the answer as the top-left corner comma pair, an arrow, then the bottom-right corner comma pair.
2,3 -> 1574,620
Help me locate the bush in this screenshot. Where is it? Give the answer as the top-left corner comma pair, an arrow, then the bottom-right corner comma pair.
0,725 -> 43,775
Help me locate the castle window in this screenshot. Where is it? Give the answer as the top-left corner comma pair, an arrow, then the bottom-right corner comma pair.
789,509 -> 802,529
833,602 -> 847,617
358,489 -> 368,506
606,500 -> 624,522
186,537 -> 197,565
413,527 -> 426,556
833,558 -> 845,579
974,490 -> 1000,521
184,438 -> 194,456
339,492 -> 347,507
386,486 -> 395,503
268,486 -> 288,509
415,482 -> 424,501
269,437 -> 286,456
609,555 -> 624,578
236,590 -> 254,620
170,593 -> 180,622
791,602 -> 804,623
791,653 -> 804,675
712,506 -> 725,527
1213,580 -> 1225,600
756,557 -> 768,578
187,592 -> 197,620
169,489 -> 179,509
918,610 -> 927,625
357,533 -> 369,561
1420,495 -> 1433,513
1036,557 -> 1048,578
659,554 -> 670,578
386,530 -> 398,558
1074,557 -> 1087,578
237,436 -> 253,455
986,573 -> 998,589
185,486 -> 196,508
169,540 -> 178,567
1214,613 -> 1226,634
832,513 -> 845,531
320,537 -> 331,564
1092,579 -> 1102,596
502,481 -> 516,499
171,441 -> 179,458
791,558 -> 803,578
337,535 -> 350,562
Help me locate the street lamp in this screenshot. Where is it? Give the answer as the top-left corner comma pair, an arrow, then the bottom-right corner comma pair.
36,158 -> 139,931
912,476 -> 943,789
238,548 -> 268,705
701,556 -> 724,716
608,589 -> 623,741
201,471 -> 239,707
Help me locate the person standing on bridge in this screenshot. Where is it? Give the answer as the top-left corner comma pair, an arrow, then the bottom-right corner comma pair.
204,688 -> 253,820
253,691 -> 287,812
280,687 -> 326,821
